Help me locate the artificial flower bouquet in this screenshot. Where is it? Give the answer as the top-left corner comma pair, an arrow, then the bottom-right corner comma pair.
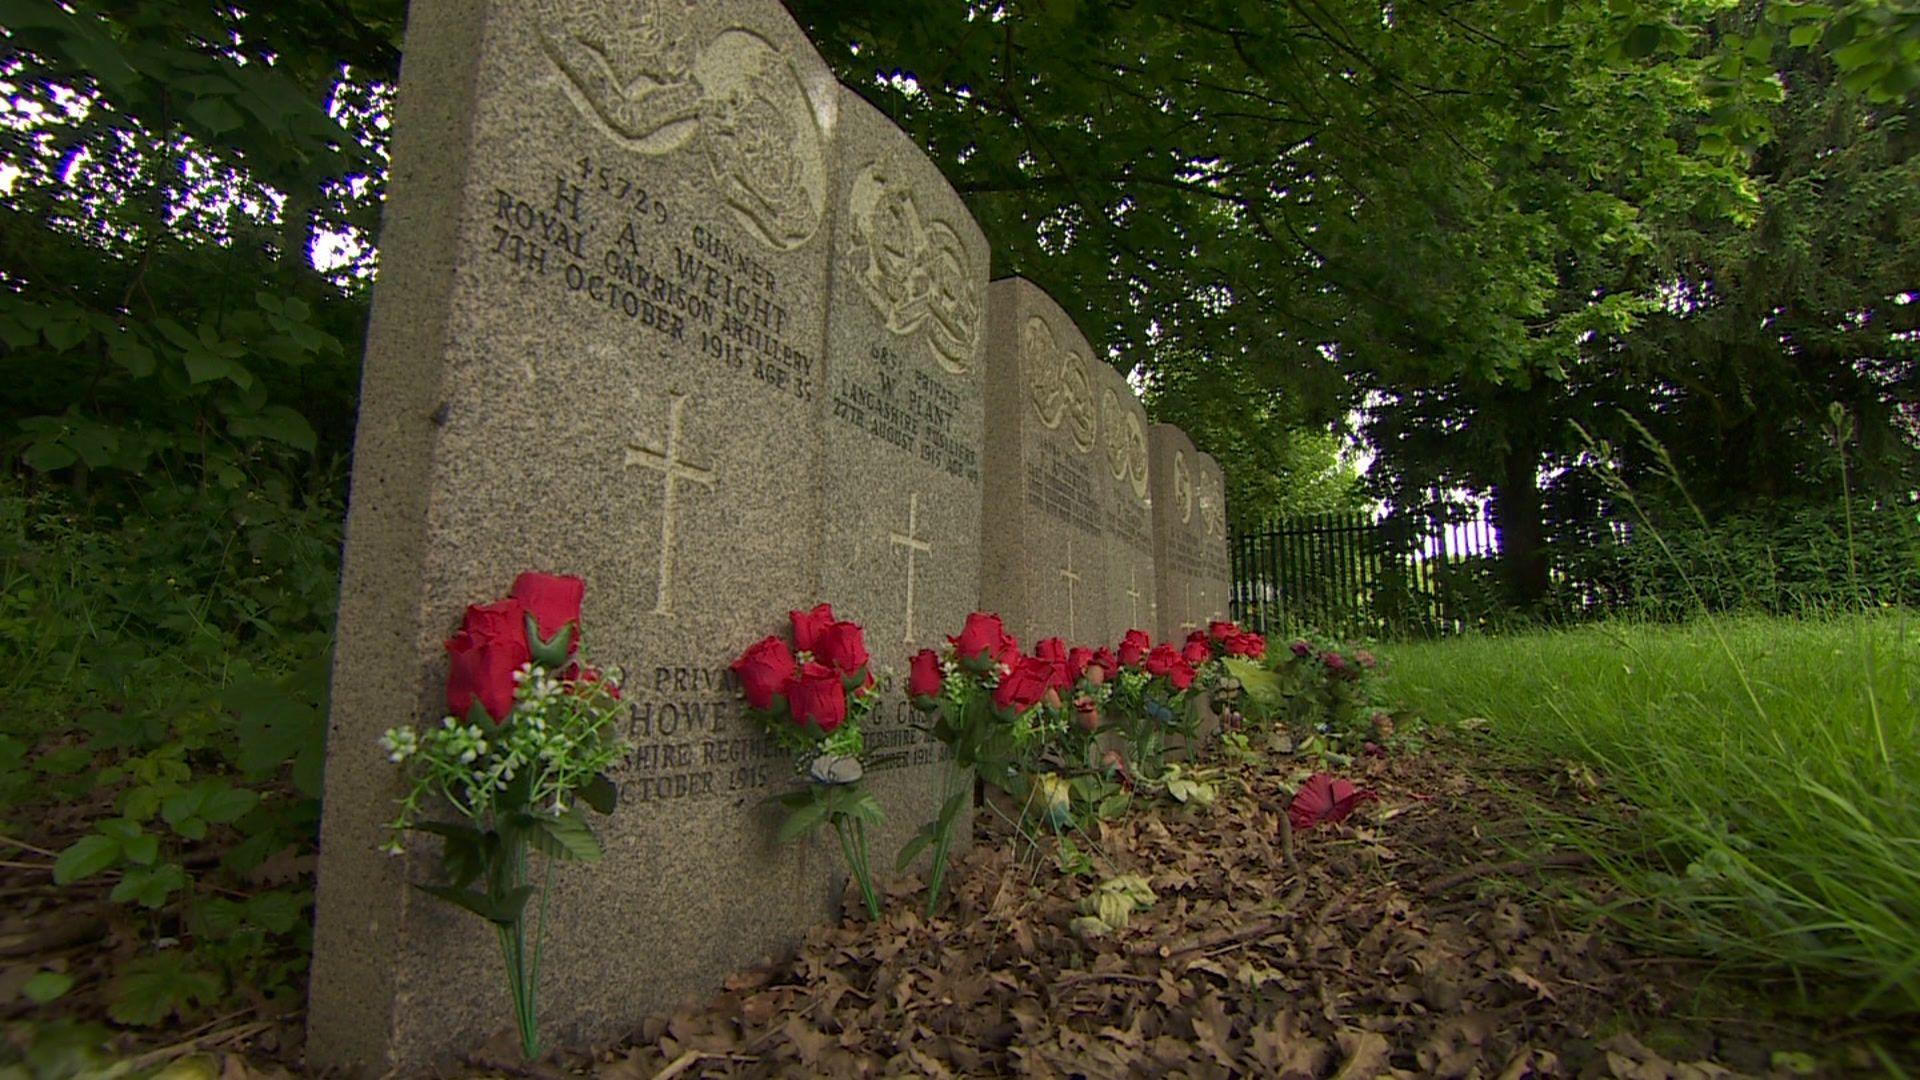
897,612 -> 1019,915
729,603 -> 885,920
381,572 -> 630,1059
1103,627 -> 1204,777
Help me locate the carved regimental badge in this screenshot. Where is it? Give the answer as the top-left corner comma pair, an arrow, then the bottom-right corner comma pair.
844,165 -> 982,374
1173,451 -> 1195,525
1024,317 -> 1096,453
537,0 -> 828,251
1100,389 -> 1150,502
1198,463 -> 1227,539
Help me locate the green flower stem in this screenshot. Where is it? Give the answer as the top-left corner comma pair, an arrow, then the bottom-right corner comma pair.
832,814 -> 881,921
923,760 -> 961,918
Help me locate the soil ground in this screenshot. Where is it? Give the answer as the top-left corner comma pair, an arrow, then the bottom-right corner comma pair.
7,736 -> 1911,1078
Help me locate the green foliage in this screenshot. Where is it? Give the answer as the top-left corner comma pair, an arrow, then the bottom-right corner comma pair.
1388,613 -> 1920,1016
1584,498 -> 1920,617
0,0 -> 395,1036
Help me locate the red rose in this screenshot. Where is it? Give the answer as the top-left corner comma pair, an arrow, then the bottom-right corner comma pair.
510,572 -> 584,653
993,655 -> 1055,714
1167,660 -> 1196,691
787,661 -> 847,736
788,603 -> 836,654
1290,639 -> 1312,658
561,660 -> 621,700
1066,646 -> 1094,684
1118,629 -> 1151,668
1182,638 -> 1211,666
951,612 -> 1016,668
1144,643 -> 1180,677
730,635 -> 796,712
1091,646 -> 1119,682
1208,620 -> 1239,642
814,620 -> 870,685
445,599 -> 532,723
1228,633 -> 1266,660
1033,638 -> 1072,690
1322,650 -> 1347,673
908,648 -> 944,702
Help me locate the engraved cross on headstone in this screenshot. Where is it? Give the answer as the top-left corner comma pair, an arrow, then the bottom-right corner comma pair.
625,393 -> 714,616
1180,579 -> 1199,633
1125,565 -> 1143,628
888,492 -> 932,642
1059,538 -> 1081,638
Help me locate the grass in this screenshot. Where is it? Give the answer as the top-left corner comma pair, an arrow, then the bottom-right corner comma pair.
1384,611 -> 1920,1018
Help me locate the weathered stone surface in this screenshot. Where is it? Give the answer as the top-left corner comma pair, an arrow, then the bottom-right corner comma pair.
981,277 -> 1111,647
309,1 -> 850,1070
1192,450 -> 1234,627
819,86 -> 981,865
1151,425 -> 1233,640
1092,362 -> 1157,642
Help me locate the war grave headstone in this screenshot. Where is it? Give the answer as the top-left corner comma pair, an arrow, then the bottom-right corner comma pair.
981,277 -> 1113,648
1092,362 -> 1157,642
309,0 -> 889,1069
1191,450 -> 1234,628
819,86 -> 984,863
1151,424 -> 1232,640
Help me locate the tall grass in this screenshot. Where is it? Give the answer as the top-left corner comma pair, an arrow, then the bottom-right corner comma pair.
1387,612 -> 1919,1016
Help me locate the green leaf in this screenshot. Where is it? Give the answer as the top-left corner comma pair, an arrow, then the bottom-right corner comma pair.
198,784 -> 259,825
53,835 -> 121,884
245,890 -> 305,934
415,883 -> 534,926
109,863 -> 186,908
161,788 -> 207,828
226,405 -> 316,452
578,773 -> 617,815
893,824 -> 935,872
194,897 -> 245,938
21,440 -> 77,472
528,809 -> 602,862
413,821 -> 489,888
22,971 -> 75,1004
776,797 -> 833,844
1623,22 -> 1665,58
108,955 -> 221,1026
187,96 -> 244,134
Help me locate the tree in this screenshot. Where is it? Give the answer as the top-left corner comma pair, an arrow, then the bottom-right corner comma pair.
792,0 -> 1918,609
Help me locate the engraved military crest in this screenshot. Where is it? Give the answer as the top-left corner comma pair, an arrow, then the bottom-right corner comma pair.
538,0 -> 828,250
844,164 -> 981,374
1173,451 -> 1195,524
1198,463 -> 1227,538
1024,317 -> 1096,452
1099,389 -> 1151,501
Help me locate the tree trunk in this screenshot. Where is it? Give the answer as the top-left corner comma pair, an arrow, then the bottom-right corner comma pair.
1493,442 -> 1550,610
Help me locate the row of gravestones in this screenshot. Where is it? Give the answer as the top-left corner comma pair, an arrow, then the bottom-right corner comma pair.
307,0 -> 1232,1070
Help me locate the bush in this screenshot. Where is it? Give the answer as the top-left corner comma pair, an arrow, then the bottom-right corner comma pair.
0,472 -> 339,1029
1586,498 -> 1920,618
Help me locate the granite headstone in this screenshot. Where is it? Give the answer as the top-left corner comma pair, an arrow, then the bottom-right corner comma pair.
1151,424 -> 1232,640
981,277 -> 1111,647
818,86 -> 982,861
1093,362 -> 1157,643
309,0 -> 854,1069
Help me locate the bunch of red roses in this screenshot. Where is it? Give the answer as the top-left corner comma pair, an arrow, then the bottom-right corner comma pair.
729,603 -> 875,742
442,571 -> 617,724
383,571 -> 630,1062
729,603 -> 885,919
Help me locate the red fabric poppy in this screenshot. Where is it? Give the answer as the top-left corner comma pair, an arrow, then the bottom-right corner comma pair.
1287,773 -> 1377,832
